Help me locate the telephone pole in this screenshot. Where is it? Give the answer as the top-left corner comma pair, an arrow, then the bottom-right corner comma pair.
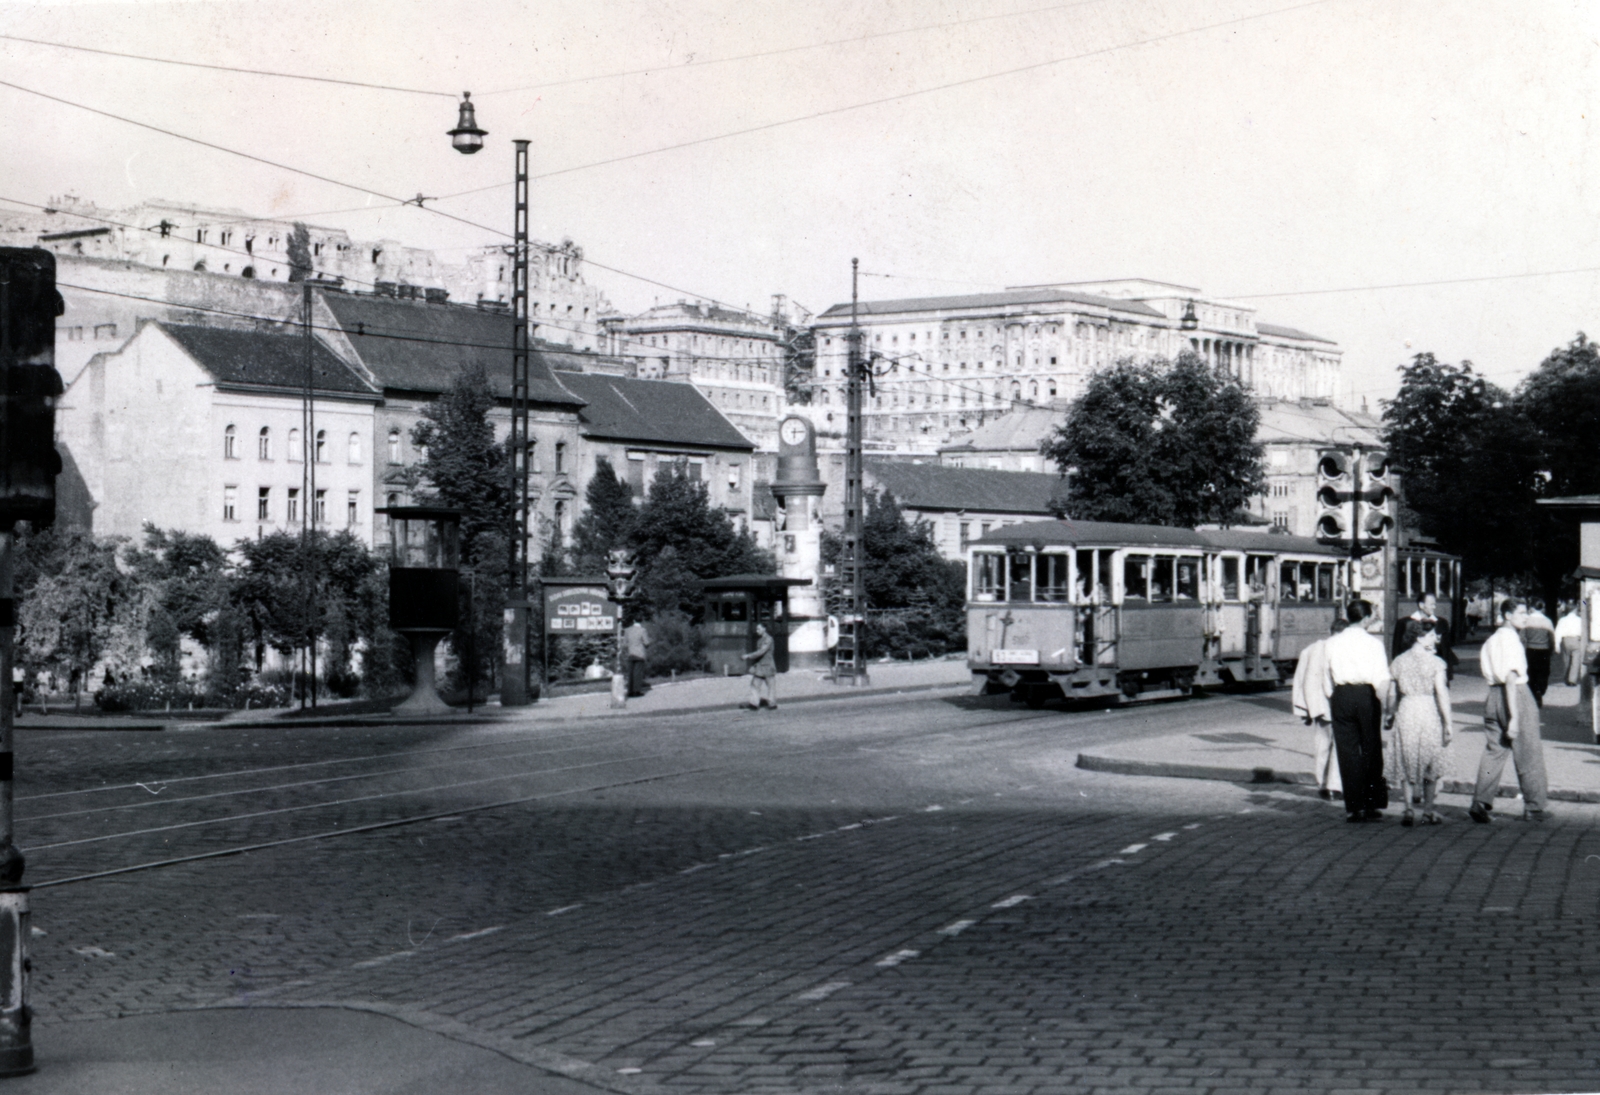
832,259 -> 869,685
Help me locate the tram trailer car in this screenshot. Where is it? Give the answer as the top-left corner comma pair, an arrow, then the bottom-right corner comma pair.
967,520 -> 1352,706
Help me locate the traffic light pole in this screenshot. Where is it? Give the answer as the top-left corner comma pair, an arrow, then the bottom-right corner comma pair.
0,532 -> 30,1076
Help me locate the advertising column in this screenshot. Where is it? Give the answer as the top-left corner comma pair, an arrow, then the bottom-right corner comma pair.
771,416 -> 830,669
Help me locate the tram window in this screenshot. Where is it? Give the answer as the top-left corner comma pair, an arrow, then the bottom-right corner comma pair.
1098,550 -> 1115,600
720,599 -> 749,622
1407,559 -> 1420,597
973,554 -> 1004,601
1151,557 -> 1174,602
1220,557 -> 1241,601
1176,556 -> 1200,600
1299,562 -> 1317,601
1124,555 -> 1150,600
1425,560 -> 1438,596
1317,564 -> 1335,602
1075,550 -> 1095,600
1008,554 -> 1033,602
1247,555 -> 1271,598
1038,555 -> 1070,602
1280,562 -> 1298,601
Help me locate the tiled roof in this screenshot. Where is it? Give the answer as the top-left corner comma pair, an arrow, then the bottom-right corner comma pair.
865,461 -> 1068,515
1257,322 -> 1337,345
557,373 -> 753,450
1255,399 -> 1382,446
818,288 -> 1165,321
975,519 -> 1208,549
159,323 -> 376,397
318,292 -> 583,406
939,407 -> 1061,453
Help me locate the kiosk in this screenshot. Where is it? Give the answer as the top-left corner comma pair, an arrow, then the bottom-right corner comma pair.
701,575 -> 811,676
378,507 -> 460,715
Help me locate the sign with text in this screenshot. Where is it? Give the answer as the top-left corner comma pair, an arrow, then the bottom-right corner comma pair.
545,584 -> 617,634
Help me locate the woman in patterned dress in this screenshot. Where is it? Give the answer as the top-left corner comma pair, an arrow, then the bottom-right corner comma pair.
1385,619 -> 1454,825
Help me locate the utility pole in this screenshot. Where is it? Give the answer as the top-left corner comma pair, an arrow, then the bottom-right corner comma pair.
833,259 -> 869,685
300,280 -> 318,709
501,139 -> 534,705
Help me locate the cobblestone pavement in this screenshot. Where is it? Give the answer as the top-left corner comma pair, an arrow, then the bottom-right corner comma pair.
16,690 -> 1600,1094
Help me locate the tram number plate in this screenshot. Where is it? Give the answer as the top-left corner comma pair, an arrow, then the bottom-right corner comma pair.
992,648 -> 1039,665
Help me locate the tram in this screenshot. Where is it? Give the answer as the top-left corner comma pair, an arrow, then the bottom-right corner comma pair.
967,519 -> 1352,706
1394,545 -> 1464,641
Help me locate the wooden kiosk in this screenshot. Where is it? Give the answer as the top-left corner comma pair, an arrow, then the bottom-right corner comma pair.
700,575 -> 811,677
378,506 -> 461,715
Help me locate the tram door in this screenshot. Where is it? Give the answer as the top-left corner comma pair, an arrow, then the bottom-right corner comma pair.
1211,553 -> 1247,657
1074,548 -> 1117,666
1246,554 -> 1275,657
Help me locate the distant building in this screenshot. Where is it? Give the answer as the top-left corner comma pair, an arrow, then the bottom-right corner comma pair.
1253,398 -> 1385,537
862,461 -> 1068,560
809,279 -> 1343,454
939,406 -> 1061,473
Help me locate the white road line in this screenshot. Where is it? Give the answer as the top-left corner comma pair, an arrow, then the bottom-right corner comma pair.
990,894 -> 1030,909
795,981 -> 852,1001
875,949 -> 920,967
923,805 -> 944,812
1151,832 -> 1177,842
1183,823 -> 1202,830
546,904 -> 583,916
938,919 -> 977,936
351,950 -> 414,969
445,925 -> 505,943
1118,843 -> 1149,855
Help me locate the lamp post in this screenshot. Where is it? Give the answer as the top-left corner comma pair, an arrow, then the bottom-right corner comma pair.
450,94 -> 536,705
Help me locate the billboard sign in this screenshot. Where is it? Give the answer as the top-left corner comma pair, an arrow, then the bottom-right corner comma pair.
545,583 -> 617,634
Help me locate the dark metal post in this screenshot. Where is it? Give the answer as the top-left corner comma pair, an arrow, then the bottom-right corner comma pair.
833,259 -> 869,685
502,140 -> 534,705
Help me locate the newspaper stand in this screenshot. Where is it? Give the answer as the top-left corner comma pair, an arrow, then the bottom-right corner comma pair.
379,507 -> 461,714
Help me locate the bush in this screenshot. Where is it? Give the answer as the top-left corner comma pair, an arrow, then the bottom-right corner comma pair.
645,610 -> 705,676
94,678 -> 290,712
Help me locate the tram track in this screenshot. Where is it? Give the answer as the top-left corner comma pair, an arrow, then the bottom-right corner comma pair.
21,695 -> 1198,890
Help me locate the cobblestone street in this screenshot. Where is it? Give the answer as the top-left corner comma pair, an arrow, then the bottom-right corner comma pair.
14,688 -> 1600,1093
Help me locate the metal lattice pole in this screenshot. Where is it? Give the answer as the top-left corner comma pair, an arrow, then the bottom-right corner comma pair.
833,258 -> 869,685
502,140 -> 534,705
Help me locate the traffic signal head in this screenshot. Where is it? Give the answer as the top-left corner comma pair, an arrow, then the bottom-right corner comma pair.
1355,448 -> 1394,544
605,548 -> 638,601
1315,448 -> 1355,542
0,248 -> 65,530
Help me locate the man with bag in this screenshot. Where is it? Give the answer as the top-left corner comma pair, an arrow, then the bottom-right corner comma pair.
1470,600 -> 1550,823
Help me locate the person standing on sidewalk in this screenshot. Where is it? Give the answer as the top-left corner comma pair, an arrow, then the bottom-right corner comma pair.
742,623 -> 778,710
1555,600 -> 1583,686
1393,593 -> 1458,681
623,617 -> 651,698
1293,617 -> 1346,800
1322,599 -> 1392,822
1471,600 -> 1550,823
1384,620 -> 1454,826
1519,598 -> 1556,706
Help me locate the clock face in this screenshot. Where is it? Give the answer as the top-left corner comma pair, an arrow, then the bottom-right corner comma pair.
780,419 -> 808,446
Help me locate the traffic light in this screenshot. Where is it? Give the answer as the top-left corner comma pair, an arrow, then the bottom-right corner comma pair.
605,548 -> 637,601
0,249 -> 64,530
1315,448 -> 1353,541
1357,449 -> 1394,543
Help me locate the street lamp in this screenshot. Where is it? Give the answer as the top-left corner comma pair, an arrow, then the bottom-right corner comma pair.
449,97 -> 536,705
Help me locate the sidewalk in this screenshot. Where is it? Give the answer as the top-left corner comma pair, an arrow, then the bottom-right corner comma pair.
1078,648 -> 1600,806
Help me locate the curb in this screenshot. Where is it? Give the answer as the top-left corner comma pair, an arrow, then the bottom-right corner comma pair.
1075,752 -> 1600,803
518,679 -> 970,724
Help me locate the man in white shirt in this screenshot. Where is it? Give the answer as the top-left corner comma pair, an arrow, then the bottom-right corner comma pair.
1293,618 -> 1346,800
1554,601 -> 1583,686
1471,600 -> 1549,823
1519,598 -> 1557,706
1321,600 -> 1392,822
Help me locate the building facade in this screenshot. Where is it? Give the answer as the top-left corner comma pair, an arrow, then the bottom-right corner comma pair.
809,279 -> 1343,454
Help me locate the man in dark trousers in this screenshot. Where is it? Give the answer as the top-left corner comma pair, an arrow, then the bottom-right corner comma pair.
623,617 -> 651,698
1323,599 -> 1392,822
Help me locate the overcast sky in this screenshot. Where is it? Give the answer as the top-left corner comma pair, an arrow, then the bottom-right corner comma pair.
2,0 -> 1595,409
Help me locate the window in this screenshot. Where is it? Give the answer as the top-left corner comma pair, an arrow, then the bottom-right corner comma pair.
554,442 -> 566,474
554,498 -> 569,537
728,463 -> 742,490
1008,553 -> 1033,602
1124,555 -> 1149,600
347,491 -> 359,527
315,430 -> 327,463
626,453 -> 645,494
959,522 -> 971,553
314,490 -> 327,525
1150,557 -> 1175,602
224,425 -> 238,459
1037,555 -> 1070,602
348,432 -> 361,464
973,553 -> 1004,601
287,488 -> 300,524
94,323 -> 117,340
1271,510 -> 1289,531
258,427 -> 271,460
223,486 -> 238,521
257,487 -> 270,521
288,429 -> 302,463
1280,562 -> 1300,601
1220,557 -> 1241,601
387,428 -> 401,464
1176,556 -> 1201,600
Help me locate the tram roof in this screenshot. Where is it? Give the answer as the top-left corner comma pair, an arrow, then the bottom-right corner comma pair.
972,519 -> 1343,556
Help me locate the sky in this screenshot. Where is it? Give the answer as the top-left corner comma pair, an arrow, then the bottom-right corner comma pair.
1,0 -> 1596,411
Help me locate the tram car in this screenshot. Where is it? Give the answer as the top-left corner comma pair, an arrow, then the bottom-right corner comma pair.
967,519 -> 1352,706
1394,545 -> 1463,642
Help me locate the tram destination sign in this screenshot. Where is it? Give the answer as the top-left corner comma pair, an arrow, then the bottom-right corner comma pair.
544,582 -> 618,634
991,648 -> 1040,665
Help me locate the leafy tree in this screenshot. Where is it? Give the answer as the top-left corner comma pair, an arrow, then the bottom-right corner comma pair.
14,527 -> 136,693
1382,353 -> 1543,583
123,526 -> 234,684
568,457 -> 635,573
630,462 -> 772,617
409,364 -> 512,569
822,489 -> 966,658
1513,333 -> 1600,602
1042,352 -> 1263,527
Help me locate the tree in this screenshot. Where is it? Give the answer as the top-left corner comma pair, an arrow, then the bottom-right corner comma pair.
409,364 -> 512,569
1382,353 -> 1543,584
14,527 -> 135,694
568,457 -> 635,573
1513,333 -> 1600,603
1042,352 -> 1264,527
821,490 -> 966,658
123,526 -> 234,683
630,462 -> 772,617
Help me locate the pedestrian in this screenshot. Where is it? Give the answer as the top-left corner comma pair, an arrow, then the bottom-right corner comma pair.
1292,617 -> 1346,800
1392,592 -> 1459,680
1321,599 -> 1392,823
1384,619 -> 1454,826
1520,597 -> 1556,706
623,617 -> 651,698
742,623 -> 778,710
1470,599 -> 1550,823
1555,600 -> 1583,686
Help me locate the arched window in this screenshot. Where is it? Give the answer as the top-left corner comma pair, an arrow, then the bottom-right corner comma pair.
258,426 -> 271,460
223,425 -> 238,459
288,429 -> 302,463
387,428 -> 401,464
348,432 -> 361,464
315,430 -> 327,463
